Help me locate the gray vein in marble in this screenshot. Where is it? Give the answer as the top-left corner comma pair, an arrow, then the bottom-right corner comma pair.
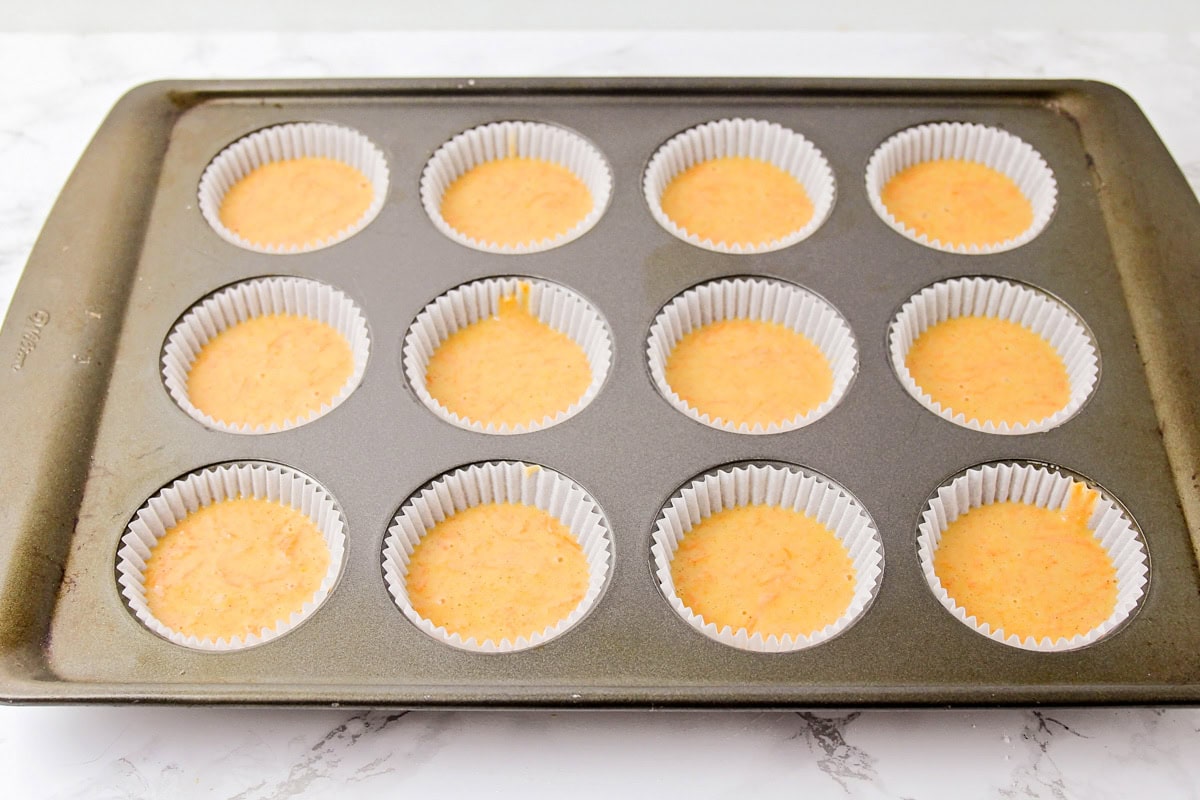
792,712 -> 879,793
997,712 -> 1084,800
242,712 -> 411,800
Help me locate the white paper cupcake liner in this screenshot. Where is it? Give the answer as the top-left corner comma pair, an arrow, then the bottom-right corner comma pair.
419,121 -> 612,254
647,278 -> 858,434
651,463 -> 884,652
382,461 -> 612,653
198,122 -> 389,254
116,462 -> 347,652
917,462 -> 1149,652
888,276 -> 1098,435
643,118 -> 836,254
162,277 -> 370,435
403,277 -> 612,435
865,122 -> 1057,254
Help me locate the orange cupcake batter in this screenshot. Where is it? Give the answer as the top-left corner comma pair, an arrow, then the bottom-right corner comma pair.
671,505 -> 856,637
187,314 -> 354,428
424,289 -> 591,427
144,497 -> 331,641
881,159 -> 1033,247
659,157 -> 814,247
905,315 -> 1069,426
219,157 -> 373,248
406,502 -> 589,643
933,483 -> 1116,641
665,318 -> 834,427
440,157 -> 592,247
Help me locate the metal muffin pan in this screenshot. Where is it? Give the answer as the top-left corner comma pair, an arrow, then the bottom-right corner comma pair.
1,78 -> 1197,707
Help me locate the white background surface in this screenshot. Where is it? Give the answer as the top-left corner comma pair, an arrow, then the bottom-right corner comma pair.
1,23 -> 1199,800
6,0 -> 1200,32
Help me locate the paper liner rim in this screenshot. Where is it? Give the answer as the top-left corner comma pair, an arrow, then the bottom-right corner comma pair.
650,463 -> 884,652
642,117 -> 837,254
197,122 -> 390,255
402,277 -> 612,435
887,276 -> 1098,435
646,277 -> 858,435
115,462 -> 347,652
864,121 -> 1058,255
419,121 -> 613,255
915,462 -> 1149,652
161,277 -> 371,435
380,461 -> 613,653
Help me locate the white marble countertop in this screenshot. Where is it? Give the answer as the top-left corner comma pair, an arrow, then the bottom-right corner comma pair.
1,30 -> 1198,799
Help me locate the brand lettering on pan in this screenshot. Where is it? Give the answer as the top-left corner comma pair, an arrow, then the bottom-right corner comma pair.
11,309 -> 49,371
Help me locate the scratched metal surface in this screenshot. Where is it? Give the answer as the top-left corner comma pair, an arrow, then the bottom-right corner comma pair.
0,79 -> 1197,706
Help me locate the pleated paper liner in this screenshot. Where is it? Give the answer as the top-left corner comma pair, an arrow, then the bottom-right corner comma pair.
403,276 -> 612,435
642,117 -> 836,254
162,276 -> 370,435
647,277 -> 858,434
865,121 -> 1057,254
651,462 -> 884,652
116,462 -> 347,652
382,461 -> 613,653
197,122 -> 389,254
420,120 -> 613,254
917,461 -> 1149,652
888,276 -> 1098,435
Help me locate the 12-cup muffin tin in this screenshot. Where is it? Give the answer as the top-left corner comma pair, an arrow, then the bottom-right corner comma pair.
1,78 -> 1198,707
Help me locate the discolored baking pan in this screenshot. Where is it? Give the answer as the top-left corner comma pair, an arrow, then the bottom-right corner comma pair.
0,78 -> 1197,707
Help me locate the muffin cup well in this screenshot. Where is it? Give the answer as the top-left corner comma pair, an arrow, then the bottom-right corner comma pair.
651,463 -> 884,653
643,118 -> 836,254
865,121 -> 1057,254
420,121 -> 613,254
403,277 -> 612,435
888,276 -> 1098,435
382,461 -> 613,653
197,122 -> 389,254
162,276 -> 371,435
116,462 -> 347,652
917,462 -> 1149,652
647,278 -> 858,434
